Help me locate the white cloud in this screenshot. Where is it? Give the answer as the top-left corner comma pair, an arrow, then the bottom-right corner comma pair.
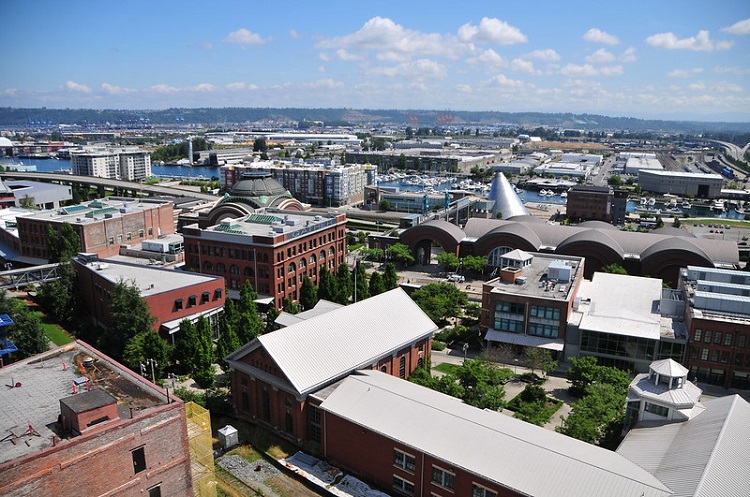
712,81 -> 744,93
667,68 -> 703,78
722,18 -> 750,35
646,30 -> 733,51
333,49 -> 360,61
560,64 -> 599,77
318,66 -> 326,73
369,59 -> 447,80
583,28 -> 620,45
689,82 -> 706,91
457,17 -> 527,45
468,49 -> 506,67
586,48 -> 615,64
599,65 -> 623,76
488,74 -> 526,88
316,17 -> 454,58
226,82 -> 246,91
0,88 -> 18,97
714,65 -> 750,75
526,49 -> 560,62
150,84 -> 180,94
620,47 -> 638,63
65,81 -> 91,93
224,28 -> 269,46
100,83 -> 132,95
304,79 -> 344,90
289,29 -> 301,39
511,58 -> 540,75
456,84 -> 473,94
192,83 -> 215,92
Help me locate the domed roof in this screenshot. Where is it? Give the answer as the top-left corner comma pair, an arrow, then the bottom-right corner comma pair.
230,171 -> 288,197
0,137 -> 12,147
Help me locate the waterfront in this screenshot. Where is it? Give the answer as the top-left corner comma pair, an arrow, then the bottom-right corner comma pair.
1,157 -> 220,180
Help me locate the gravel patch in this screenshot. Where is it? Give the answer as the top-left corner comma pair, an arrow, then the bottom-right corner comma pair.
218,454 -> 280,486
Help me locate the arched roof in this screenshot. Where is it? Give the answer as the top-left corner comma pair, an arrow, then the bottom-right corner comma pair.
230,172 -> 288,197
474,222 -> 543,254
578,220 -> 618,230
556,229 -> 626,258
400,220 -> 465,255
0,137 -> 12,147
640,237 -> 711,264
506,214 -> 544,223
555,229 -> 625,262
651,227 -> 695,238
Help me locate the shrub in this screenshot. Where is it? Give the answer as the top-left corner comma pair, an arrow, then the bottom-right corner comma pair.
431,340 -> 446,351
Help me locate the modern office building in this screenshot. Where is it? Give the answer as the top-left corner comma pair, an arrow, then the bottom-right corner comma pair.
0,341 -> 201,497
481,251 -> 585,357
2,179 -> 73,210
345,149 -> 503,174
182,208 -> 347,307
15,197 -> 175,262
638,170 -> 724,198
225,288 -> 435,445
73,254 -> 226,341
71,147 -> 151,181
678,266 -> 750,389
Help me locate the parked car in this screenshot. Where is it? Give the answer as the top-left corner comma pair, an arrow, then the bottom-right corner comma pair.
447,274 -> 465,283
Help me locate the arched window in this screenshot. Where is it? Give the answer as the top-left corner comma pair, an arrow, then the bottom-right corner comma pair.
216,262 -> 226,273
488,246 -> 514,267
309,254 -> 316,265
329,247 -> 335,257
244,267 -> 254,277
230,264 -> 239,275
299,258 -> 306,269
203,261 -> 212,271
288,262 -> 296,273
320,250 -> 326,260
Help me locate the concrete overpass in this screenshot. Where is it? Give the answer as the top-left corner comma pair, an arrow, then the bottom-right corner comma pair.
0,172 -> 220,202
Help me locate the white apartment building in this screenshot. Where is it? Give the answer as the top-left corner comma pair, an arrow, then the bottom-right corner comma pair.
71,147 -> 151,181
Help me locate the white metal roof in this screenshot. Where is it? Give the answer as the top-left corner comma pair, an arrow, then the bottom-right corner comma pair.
577,272 -> 663,339
617,395 -> 750,497
650,358 -> 689,378
485,328 -> 565,351
321,370 -> 671,497
227,288 -> 436,395
274,299 -> 343,327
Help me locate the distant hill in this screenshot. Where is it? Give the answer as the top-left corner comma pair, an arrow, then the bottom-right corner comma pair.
1,107 -> 749,134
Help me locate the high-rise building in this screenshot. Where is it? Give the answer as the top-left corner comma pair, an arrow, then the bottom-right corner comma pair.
71,147 -> 151,181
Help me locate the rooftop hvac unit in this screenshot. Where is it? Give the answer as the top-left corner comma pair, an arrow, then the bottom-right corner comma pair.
217,425 -> 238,450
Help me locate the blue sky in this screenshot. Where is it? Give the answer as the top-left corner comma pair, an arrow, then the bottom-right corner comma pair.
1,1 -> 749,122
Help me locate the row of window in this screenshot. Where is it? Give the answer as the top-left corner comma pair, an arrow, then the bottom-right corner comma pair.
690,347 -> 750,366
694,329 -> 745,348
391,450 -> 497,496
174,289 -> 222,310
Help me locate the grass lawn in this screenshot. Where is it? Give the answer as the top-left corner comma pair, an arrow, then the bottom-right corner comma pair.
432,362 -> 461,375
32,310 -> 74,345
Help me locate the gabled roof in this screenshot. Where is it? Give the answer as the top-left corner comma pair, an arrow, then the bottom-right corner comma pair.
617,395 -> 750,497
321,371 -> 672,497
274,299 -> 343,327
226,288 -> 436,395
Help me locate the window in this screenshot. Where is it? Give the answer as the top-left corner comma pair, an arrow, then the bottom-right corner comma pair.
148,228 -> 153,236
704,330 -> 712,343
126,232 -> 132,241
188,295 -> 197,307
701,348 -> 709,361
132,446 -> 146,474
710,350 -> 719,362
472,484 -> 497,497
214,288 -> 222,300
721,351 -> 730,364
393,475 -> 414,495
201,292 -> 210,304
309,406 -> 321,443
148,486 -> 161,497
175,298 -> 183,310
117,234 -> 123,243
724,333 -> 733,347
216,262 -> 226,273
644,402 -> 669,417
399,356 -> 406,379
203,261 -> 212,271
739,335 -> 747,348
714,332 -> 723,345
230,264 -> 239,275
694,329 -> 702,342
431,466 -> 455,490
108,236 -> 114,245
394,449 -> 416,472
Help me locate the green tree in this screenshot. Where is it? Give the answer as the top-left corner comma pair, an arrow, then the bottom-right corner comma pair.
566,356 -> 630,398
37,261 -> 80,327
360,247 -> 384,262
462,255 -> 488,274
601,263 -> 628,275
123,330 -> 171,379
282,297 -> 301,314
368,271 -> 387,296
264,306 -> 280,334
379,198 -> 391,211
353,261 -> 369,302
174,319 -> 198,371
99,280 -> 155,359
192,316 -> 216,388
334,263 -> 352,304
523,347 -> 557,376
216,321 -> 242,369
410,283 -> 468,324
386,243 -> 415,266
47,223 -> 81,263
317,267 -> 337,301
0,290 -> 47,359
455,359 -> 506,411
383,263 -> 399,290
299,275 -> 318,310
557,383 -> 625,445
607,175 -> 624,187
253,137 -> 268,152
436,252 -> 460,272
236,281 -> 263,343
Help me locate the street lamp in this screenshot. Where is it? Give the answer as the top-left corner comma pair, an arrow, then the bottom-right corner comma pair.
462,342 -> 469,361
140,358 -> 158,384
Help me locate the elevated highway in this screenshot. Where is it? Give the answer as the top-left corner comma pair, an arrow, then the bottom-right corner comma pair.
0,172 -> 220,202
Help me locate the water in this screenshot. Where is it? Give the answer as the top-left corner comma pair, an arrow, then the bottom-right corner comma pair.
3,157 -> 220,180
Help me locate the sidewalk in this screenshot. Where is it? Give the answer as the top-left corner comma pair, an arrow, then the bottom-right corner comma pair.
431,347 -> 573,431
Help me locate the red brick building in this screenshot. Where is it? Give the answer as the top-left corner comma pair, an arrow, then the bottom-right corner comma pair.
318,370 -> 672,497
679,266 -> 750,389
0,341 -> 196,497
182,208 -> 346,307
73,255 -> 225,341
225,288 -> 436,445
16,197 -> 175,262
